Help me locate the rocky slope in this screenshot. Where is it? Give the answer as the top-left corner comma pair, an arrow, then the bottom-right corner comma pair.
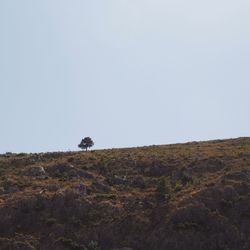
0,138 -> 249,250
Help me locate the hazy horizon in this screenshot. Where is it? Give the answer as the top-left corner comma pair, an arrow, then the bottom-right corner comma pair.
1,0 -> 250,153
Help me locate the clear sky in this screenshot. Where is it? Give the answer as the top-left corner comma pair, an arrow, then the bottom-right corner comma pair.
0,0 -> 249,153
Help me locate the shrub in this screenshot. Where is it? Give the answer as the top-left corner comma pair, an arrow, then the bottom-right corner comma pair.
173,180 -> 183,192
46,218 -> 57,227
156,177 -> 168,197
86,241 -> 100,250
113,248 -> 133,250
56,237 -> 82,250
34,198 -> 45,211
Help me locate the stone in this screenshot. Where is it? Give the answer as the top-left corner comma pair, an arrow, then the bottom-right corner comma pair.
23,166 -> 46,177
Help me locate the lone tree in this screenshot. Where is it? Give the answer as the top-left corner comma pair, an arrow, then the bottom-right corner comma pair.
78,137 -> 94,151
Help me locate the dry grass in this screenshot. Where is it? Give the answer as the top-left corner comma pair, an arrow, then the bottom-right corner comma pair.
0,137 -> 249,249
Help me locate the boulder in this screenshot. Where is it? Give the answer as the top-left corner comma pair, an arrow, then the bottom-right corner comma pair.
23,166 -> 46,177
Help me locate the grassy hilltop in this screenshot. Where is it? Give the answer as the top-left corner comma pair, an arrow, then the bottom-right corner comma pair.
0,138 -> 249,250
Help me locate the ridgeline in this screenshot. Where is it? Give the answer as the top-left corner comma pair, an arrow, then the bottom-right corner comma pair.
0,138 -> 249,250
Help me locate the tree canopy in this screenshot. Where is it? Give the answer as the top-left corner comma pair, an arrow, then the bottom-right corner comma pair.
78,137 -> 94,151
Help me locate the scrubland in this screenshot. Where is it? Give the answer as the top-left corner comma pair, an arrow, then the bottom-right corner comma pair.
0,138 -> 249,250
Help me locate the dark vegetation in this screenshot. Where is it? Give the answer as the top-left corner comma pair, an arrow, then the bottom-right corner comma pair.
0,137 -> 249,249
78,137 -> 94,151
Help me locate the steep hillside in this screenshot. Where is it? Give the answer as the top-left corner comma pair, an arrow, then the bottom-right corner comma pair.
0,138 -> 249,250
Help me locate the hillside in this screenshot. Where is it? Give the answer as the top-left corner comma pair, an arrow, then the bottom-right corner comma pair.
0,138 -> 249,250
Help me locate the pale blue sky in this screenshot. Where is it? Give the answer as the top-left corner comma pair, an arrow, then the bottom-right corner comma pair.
0,0 -> 249,153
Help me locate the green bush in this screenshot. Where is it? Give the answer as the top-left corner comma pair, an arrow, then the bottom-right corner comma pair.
56,237 -> 82,250
86,241 -> 100,250
156,177 -> 168,197
172,180 -> 183,192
